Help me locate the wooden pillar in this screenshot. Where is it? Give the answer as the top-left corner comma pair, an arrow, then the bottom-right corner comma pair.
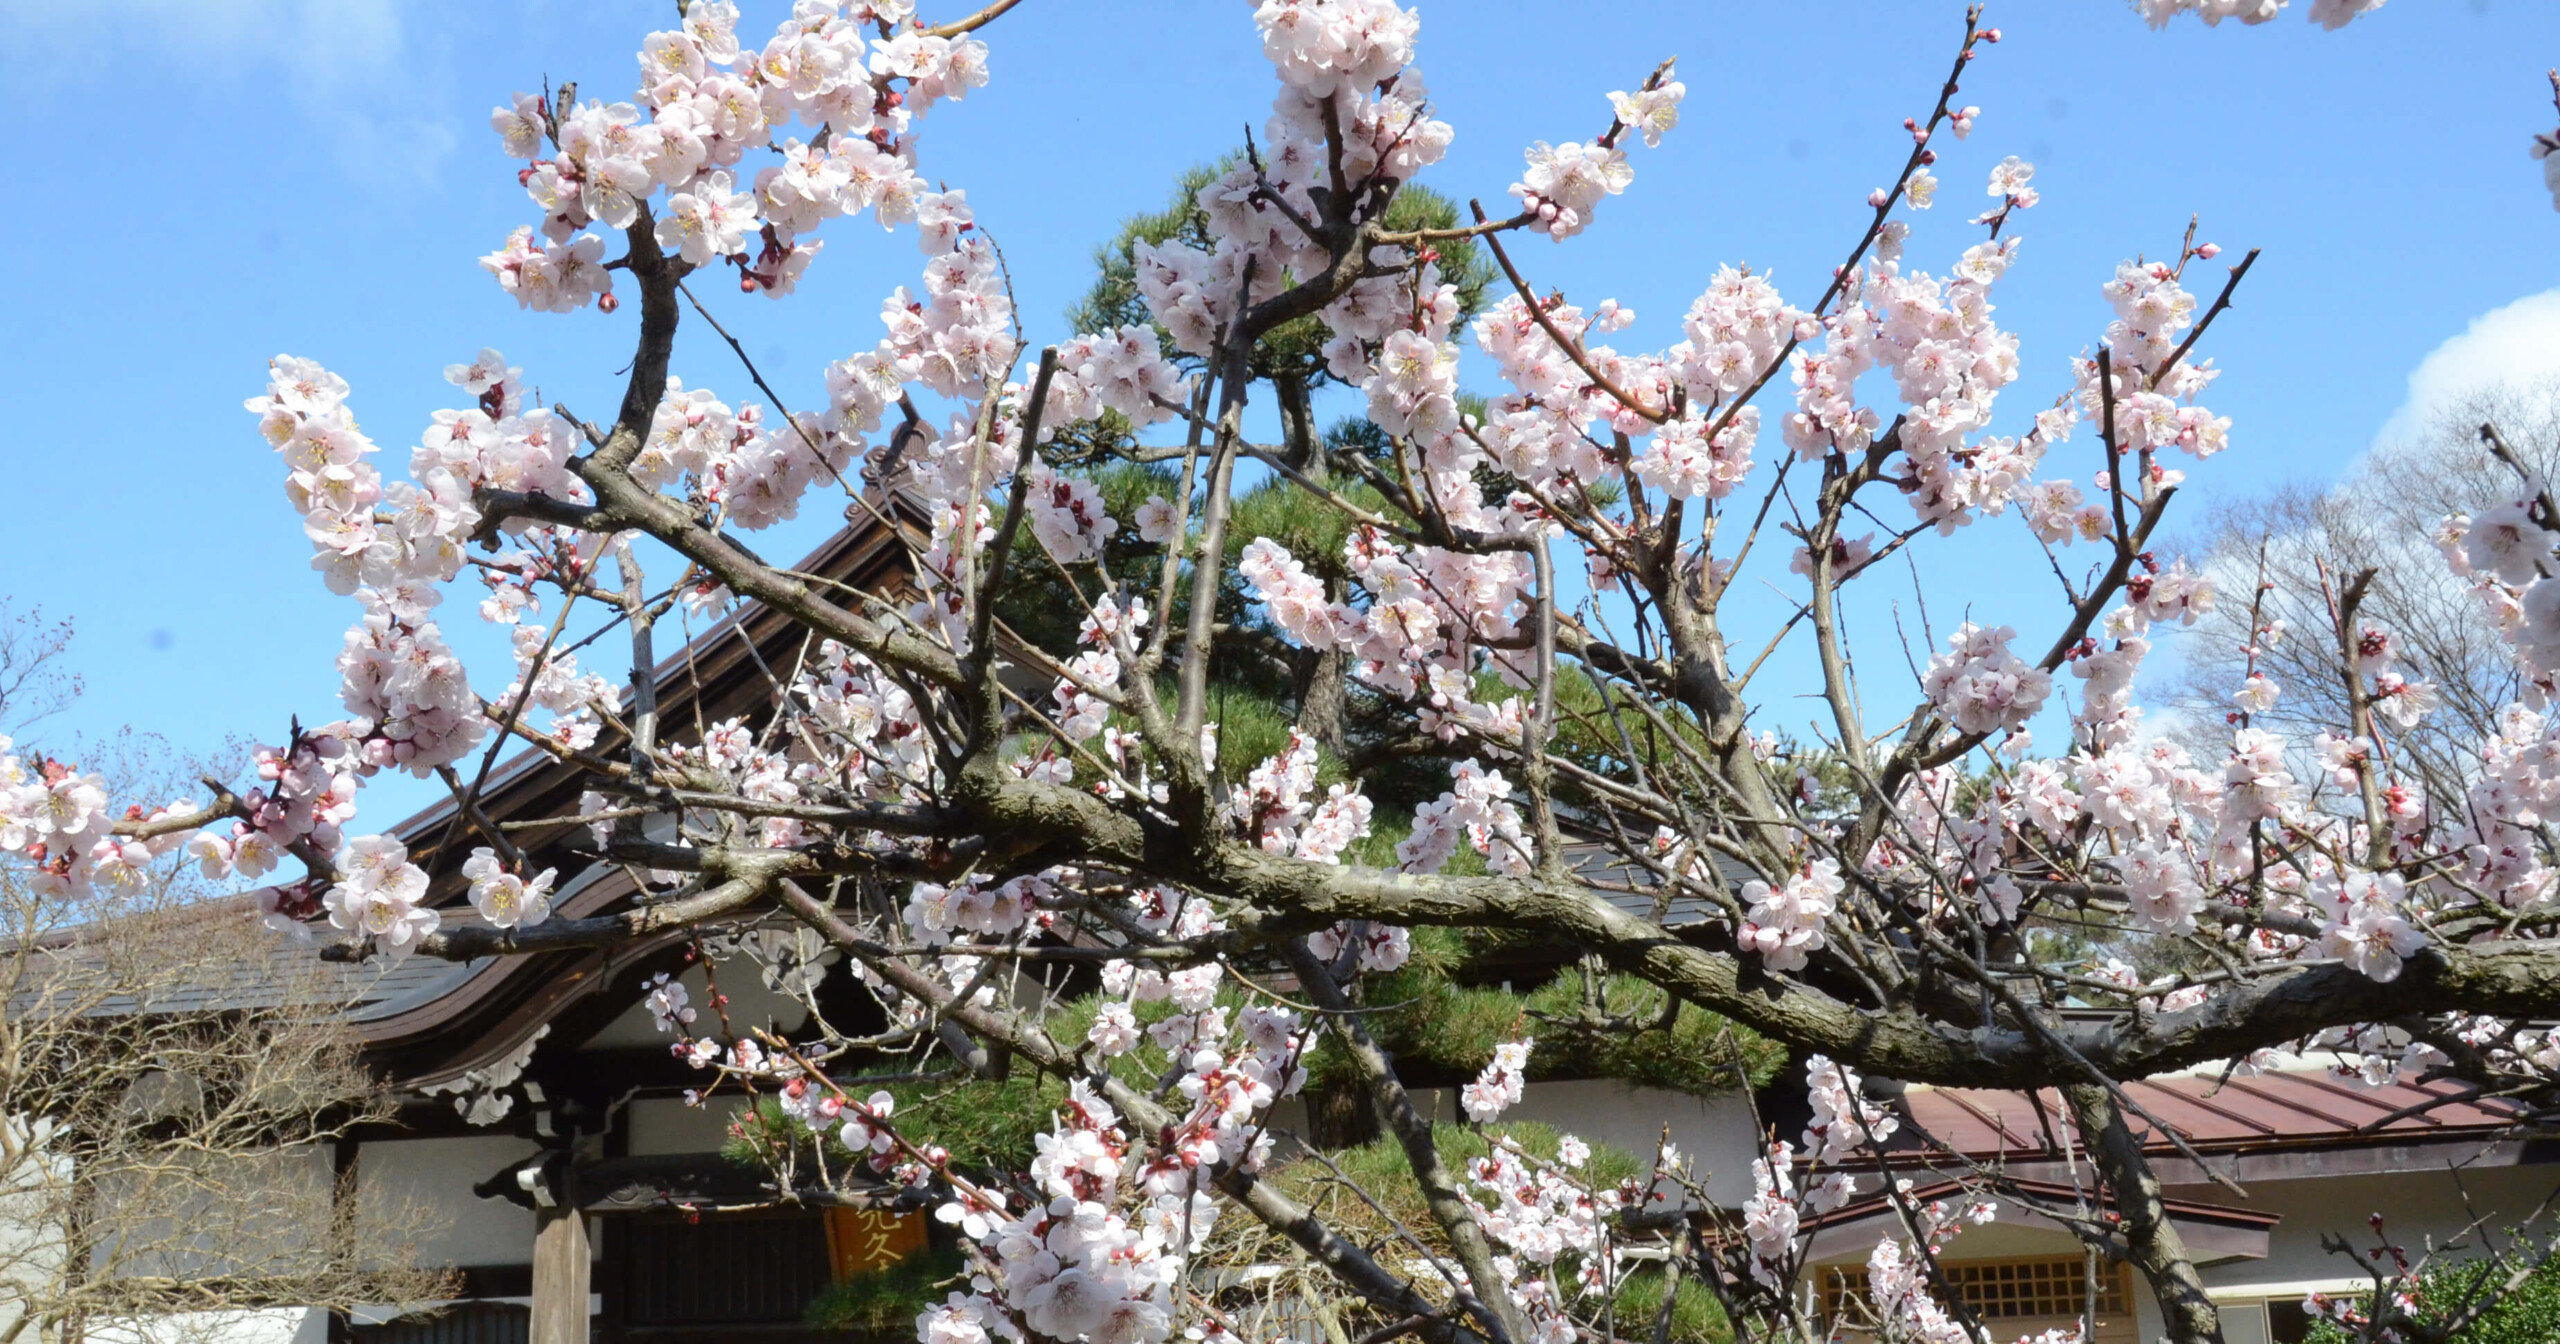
531,1205 -> 591,1344
594,1101 -> 627,1344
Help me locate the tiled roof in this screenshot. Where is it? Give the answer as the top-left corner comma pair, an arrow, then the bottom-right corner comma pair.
5,895 -> 484,1022
1562,838 -> 1743,928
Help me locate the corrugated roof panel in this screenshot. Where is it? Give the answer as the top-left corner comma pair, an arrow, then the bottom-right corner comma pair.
1902,1070 -> 2528,1159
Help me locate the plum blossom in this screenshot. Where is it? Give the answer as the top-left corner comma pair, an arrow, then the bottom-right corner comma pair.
1398,761 -> 1533,876
1462,1038 -> 1532,1122
1739,859 -> 1841,973
1021,463 -> 1119,564
2467,502 -> 2550,585
322,836 -> 439,960
1921,623 -> 2052,736
1088,1003 -> 1143,1057
479,228 -> 616,313
2233,672 -> 2280,715
645,972 -> 698,1032
840,1090 -> 898,1153
2372,672 -> 2439,729
1134,496 -> 1181,544
1741,1142 -> 1801,1286
1607,78 -> 1685,148
1253,0 -> 1417,97
656,170 -> 758,264
461,846 -> 557,929
1510,140 -> 1633,240
1985,154 -> 2037,208
2319,872 -> 2427,982
1802,1055 -> 1897,1162
1631,413 -> 1757,500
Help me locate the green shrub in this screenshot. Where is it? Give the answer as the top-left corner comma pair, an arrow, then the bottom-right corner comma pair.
1274,1119 -> 1642,1250
1302,927 -> 1786,1099
805,1244 -> 968,1334
2302,1246 -> 2560,1343
718,1072 -> 1070,1175
1610,1265 -> 1735,1344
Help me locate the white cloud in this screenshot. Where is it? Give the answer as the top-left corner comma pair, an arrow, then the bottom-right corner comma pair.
0,0 -> 453,189
2,0 -> 405,82
2375,286 -> 2560,448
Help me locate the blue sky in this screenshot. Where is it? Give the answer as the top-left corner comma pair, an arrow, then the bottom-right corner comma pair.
3,0 -> 2557,823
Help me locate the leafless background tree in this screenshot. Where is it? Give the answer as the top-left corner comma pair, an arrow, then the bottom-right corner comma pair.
2167,379 -> 2560,802
0,608 -> 452,1344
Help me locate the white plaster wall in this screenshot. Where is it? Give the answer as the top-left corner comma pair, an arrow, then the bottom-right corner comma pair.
1502,1080 -> 1760,1204
357,1134 -> 544,1269
89,1144 -> 334,1280
626,1094 -> 738,1155
0,1123 -> 72,1341
1260,1096 -> 1309,1154
2125,1165 -> 2560,1340
2185,1166 -> 2560,1292
0,1140 -> 337,1340
84,1307 -> 322,1343
1808,1218 -> 2087,1269
1784,1169 -> 2560,1343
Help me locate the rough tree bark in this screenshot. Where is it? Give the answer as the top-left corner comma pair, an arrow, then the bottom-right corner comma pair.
2064,1083 -> 2224,1344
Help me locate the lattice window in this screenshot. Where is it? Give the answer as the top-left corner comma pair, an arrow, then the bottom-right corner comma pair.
1824,1257 -> 2130,1322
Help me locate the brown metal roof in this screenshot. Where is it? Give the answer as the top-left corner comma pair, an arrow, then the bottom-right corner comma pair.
1903,1070 -> 2527,1162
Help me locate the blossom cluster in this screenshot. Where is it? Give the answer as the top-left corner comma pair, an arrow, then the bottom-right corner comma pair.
319,835 -> 440,958
1741,1057 -> 1893,1288
484,0 -> 988,309
638,377 -> 856,533
1920,622 -> 2052,736
1396,760 -> 1534,876
1738,859 -> 1842,974
1230,730 -> 1375,866
1461,1037 -> 1532,1122
1859,1190 -> 2002,1344
1451,1135 -> 1633,1344
917,1010 -> 1309,1344
0,741 -> 197,899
